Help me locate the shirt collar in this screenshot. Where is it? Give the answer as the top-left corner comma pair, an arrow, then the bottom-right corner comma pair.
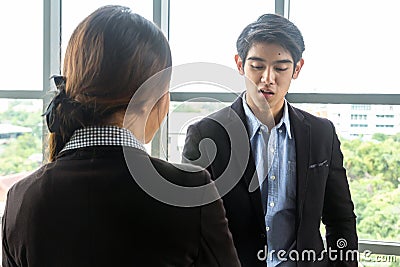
242,93 -> 292,139
61,125 -> 147,153
279,100 -> 293,139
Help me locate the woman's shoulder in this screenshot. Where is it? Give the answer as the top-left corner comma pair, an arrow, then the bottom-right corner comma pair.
149,156 -> 212,187
4,163 -> 57,208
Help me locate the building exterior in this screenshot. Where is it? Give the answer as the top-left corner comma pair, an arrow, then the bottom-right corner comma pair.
294,104 -> 400,140
0,124 -> 32,141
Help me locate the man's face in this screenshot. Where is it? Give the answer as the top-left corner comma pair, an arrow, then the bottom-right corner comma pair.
235,42 -> 303,117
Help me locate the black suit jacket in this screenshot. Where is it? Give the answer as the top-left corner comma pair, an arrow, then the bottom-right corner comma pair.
182,96 -> 358,267
2,146 -> 241,267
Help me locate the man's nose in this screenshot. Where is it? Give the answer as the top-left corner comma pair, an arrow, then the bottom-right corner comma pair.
260,68 -> 275,85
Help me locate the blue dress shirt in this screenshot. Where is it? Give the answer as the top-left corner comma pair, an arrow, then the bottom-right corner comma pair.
243,94 -> 297,266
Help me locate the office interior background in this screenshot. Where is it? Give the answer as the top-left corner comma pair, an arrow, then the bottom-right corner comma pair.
0,0 -> 399,265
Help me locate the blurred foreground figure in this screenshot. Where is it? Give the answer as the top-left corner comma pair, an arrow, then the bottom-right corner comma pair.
2,5 -> 240,267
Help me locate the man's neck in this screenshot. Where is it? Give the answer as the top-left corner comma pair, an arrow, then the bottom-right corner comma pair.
250,103 -> 284,128
273,107 -> 284,125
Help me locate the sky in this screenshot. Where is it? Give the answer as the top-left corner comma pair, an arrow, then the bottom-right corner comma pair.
289,0 -> 400,94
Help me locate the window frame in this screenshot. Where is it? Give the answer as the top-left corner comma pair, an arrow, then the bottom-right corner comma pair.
0,0 -> 398,257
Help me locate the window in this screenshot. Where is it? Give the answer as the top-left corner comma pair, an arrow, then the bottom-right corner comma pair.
0,0 -> 43,91
169,0 -> 275,72
168,100 -> 400,246
376,125 -> 394,128
0,99 -> 43,174
351,124 -> 368,128
276,103 -> 400,243
377,115 -> 395,119
1,0 -> 399,262
289,0 -> 400,94
167,100 -> 230,163
0,0 -> 45,225
351,105 -> 372,111
288,1 -> 400,252
0,99 -> 43,232
351,114 -> 367,120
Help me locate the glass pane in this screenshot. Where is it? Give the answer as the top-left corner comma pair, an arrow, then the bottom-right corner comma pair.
61,0 -> 153,64
0,99 -> 43,215
169,99 -> 400,243
0,0 -> 43,90
169,0 -> 275,70
289,0 -> 400,94
291,103 -> 400,243
166,101 -> 231,163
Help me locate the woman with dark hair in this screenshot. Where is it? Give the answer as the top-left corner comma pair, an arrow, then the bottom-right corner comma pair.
2,5 -> 240,267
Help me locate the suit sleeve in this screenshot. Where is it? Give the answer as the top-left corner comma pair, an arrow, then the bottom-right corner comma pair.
322,122 -> 358,267
182,124 -> 213,171
182,124 -> 201,164
183,124 -> 241,266
196,171 -> 241,267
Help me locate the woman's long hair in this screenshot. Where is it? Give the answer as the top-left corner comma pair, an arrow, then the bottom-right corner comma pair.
47,5 -> 172,162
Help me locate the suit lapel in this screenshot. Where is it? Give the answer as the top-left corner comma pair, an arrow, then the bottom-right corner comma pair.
230,96 -> 266,231
288,104 -> 311,229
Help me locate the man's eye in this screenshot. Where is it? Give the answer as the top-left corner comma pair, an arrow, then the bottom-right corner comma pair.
275,67 -> 289,72
251,65 -> 264,70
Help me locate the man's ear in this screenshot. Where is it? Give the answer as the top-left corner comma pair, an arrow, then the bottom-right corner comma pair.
235,54 -> 245,75
292,58 -> 304,79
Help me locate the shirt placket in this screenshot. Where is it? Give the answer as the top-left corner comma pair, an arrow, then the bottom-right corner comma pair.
266,129 -> 279,235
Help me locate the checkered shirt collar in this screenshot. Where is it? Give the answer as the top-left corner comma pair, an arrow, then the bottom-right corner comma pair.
61,126 -> 147,153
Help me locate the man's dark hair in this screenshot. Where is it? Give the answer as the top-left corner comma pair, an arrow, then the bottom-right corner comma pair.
236,13 -> 305,67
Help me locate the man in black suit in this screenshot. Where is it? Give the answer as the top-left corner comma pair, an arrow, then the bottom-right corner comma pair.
183,14 -> 358,266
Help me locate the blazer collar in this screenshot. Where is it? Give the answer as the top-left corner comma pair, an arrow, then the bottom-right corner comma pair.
230,92 -> 250,133
230,93 -> 266,231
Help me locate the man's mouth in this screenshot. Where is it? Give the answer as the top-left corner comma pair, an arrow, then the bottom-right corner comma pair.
258,88 -> 274,96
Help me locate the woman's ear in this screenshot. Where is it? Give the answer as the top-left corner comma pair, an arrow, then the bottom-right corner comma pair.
292,58 -> 304,79
235,54 -> 245,75
157,93 -> 170,122
144,93 -> 170,144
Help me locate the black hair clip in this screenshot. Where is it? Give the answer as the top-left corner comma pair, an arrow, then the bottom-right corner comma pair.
42,75 -> 68,133
51,75 -> 66,88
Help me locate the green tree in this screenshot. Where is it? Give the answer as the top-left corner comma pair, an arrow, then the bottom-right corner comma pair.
351,179 -> 400,240
349,177 -> 395,223
0,134 -> 42,175
342,135 -> 400,187
342,134 -> 400,242
0,100 -> 43,175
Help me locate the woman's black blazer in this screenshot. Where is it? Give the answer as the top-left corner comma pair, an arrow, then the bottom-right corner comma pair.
2,146 -> 240,267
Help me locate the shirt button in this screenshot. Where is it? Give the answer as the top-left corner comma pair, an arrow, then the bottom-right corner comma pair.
270,202 -> 275,207
271,175 -> 276,180
266,226 -> 270,232
258,130 -> 262,135
279,129 -> 283,133
270,148 -> 275,153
